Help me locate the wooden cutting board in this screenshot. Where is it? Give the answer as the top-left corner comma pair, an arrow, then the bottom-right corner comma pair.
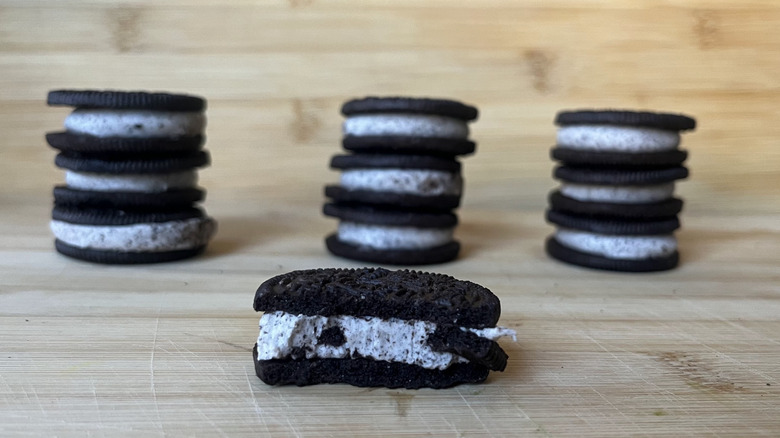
2,0 -> 780,436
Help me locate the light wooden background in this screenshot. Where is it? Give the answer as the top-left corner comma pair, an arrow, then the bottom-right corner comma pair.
2,1 -> 779,436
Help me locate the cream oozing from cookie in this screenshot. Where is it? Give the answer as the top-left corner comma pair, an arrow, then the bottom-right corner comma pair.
338,222 -> 453,250
50,217 -> 216,252
557,125 -> 679,152
340,169 -> 462,196
554,228 -> 677,260
343,114 -> 469,138
560,182 -> 674,204
65,170 -> 198,193
255,311 -> 516,370
65,109 -> 205,138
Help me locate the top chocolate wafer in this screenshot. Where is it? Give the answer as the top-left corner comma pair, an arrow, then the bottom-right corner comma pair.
342,97 -> 478,121
47,90 -> 206,111
555,109 -> 696,131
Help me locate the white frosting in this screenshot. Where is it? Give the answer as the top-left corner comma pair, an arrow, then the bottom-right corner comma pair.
51,217 -> 216,252
338,222 -> 453,250
555,228 -> 677,260
65,170 -> 198,193
343,114 -> 469,139
557,125 -> 680,152
255,311 -> 516,370
340,169 -> 462,196
65,109 -> 205,138
560,182 -> 674,204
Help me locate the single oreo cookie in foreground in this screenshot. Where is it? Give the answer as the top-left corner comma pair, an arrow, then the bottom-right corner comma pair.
548,190 -> 683,219
342,97 -> 478,121
343,135 -> 476,157
555,109 -> 696,131
50,205 -> 216,264
546,210 -> 680,235
554,165 -> 689,185
545,236 -> 679,272
252,267 -> 516,388
46,132 -> 205,155
550,147 -> 688,167
323,203 -> 460,265
327,154 -> 463,210
54,150 -> 210,174
47,90 -> 206,111
53,186 -> 205,208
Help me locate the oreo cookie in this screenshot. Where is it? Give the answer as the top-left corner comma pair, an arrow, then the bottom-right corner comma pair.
555,110 -> 696,131
546,210 -> 680,235
46,132 -> 205,155
50,205 -> 216,264
323,203 -> 460,265
55,151 -> 210,174
545,237 -> 679,273
47,90 -> 206,111
554,165 -> 689,185
550,147 -> 688,167
326,154 -> 462,210
548,190 -> 683,219
252,267 -> 515,388
53,186 -> 204,208
342,97 -> 478,121
343,136 -> 475,157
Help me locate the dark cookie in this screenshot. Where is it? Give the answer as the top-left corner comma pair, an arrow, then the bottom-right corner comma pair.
55,150 -> 210,174
545,210 -> 680,235
545,236 -> 679,272
47,89 -> 206,111
53,186 -> 205,209
342,97 -> 478,121
325,234 -> 460,266
325,185 -> 460,210
52,205 -> 204,226
254,267 -> 500,328
343,135 -> 476,157
555,109 -> 696,131
254,348 -> 490,389
550,147 -> 688,167
554,165 -> 689,185
428,325 -> 508,371
46,132 -> 205,154
323,203 -> 458,228
331,154 -> 461,172
549,190 -> 683,219
54,240 -> 206,264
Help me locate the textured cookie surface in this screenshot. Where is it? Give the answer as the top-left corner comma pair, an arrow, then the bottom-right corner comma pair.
54,240 -> 206,264
324,203 -> 457,227
53,186 -> 204,208
331,154 -> 461,172
47,90 -> 206,111
342,97 -> 478,121
46,132 -> 205,154
54,151 -> 210,174
52,205 -> 204,225
326,234 -> 460,266
554,166 -> 689,185
546,210 -> 680,235
555,109 -> 696,131
325,186 -> 460,210
343,135 -> 476,157
546,237 -> 679,272
253,267 -> 500,327
551,147 -> 688,167
549,190 -> 683,218
254,348 -> 489,389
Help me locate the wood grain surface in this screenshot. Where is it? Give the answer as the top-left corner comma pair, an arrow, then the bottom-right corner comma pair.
2,1 -> 780,436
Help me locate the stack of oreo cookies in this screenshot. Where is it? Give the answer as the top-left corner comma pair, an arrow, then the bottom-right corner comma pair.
46,90 -> 217,264
324,97 -> 479,265
545,109 -> 696,272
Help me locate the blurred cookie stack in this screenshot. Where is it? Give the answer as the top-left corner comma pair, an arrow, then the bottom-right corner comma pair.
545,109 -> 696,272
324,96 -> 479,265
46,90 -> 216,264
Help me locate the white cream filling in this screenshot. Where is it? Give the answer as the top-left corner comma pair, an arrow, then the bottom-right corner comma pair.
51,217 -> 216,252
338,222 -> 453,250
343,114 -> 469,139
557,125 -> 680,152
560,182 -> 675,204
555,228 -> 677,260
65,170 -> 198,193
255,311 -> 516,370
64,109 -> 205,138
340,169 -> 462,196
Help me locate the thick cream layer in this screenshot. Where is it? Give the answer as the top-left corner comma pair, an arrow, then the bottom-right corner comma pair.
560,182 -> 674,204
343,114 -> 469,138
557,125 -> 679,152
555,228 -> 677,260
340,169 -> 462,196
51,217 -> 216,252
65,170 -> 198,193
338,222 -> 453,250
65,109 -> 205,138
255,311 -> 516,370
